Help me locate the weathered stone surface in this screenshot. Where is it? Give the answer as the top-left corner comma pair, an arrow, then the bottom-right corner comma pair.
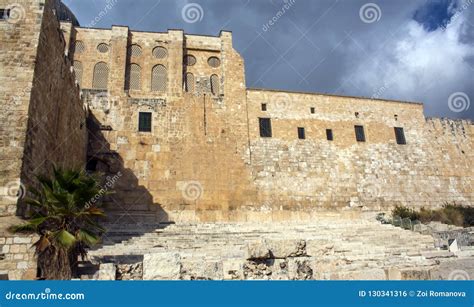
181,260 -> 223,280
98,263 -> 116,280
222,259 -> 244,280
143,253 -> 181,280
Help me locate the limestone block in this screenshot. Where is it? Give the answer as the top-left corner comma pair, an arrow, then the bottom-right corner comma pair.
143,253 -> 181,280
336,269 -> 386,280
269,259 -> 289,280
222,259 -> 244,280
180,260 -> 223,280
385,267 -> 402,280
98,263 -> 116,280
306,240 -> 334,257
265,239 -> 306,258
288,258 -> 313,280
246,241 -> 271,260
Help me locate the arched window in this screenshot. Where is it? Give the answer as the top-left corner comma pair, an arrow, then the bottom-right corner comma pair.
184,55 -> 196,66
185,73 -> 194,93
151,65 -> 167,92
73,61 -> 83,87
129,44 -> 142,57
72,40 -> 85,54
92,62 -> 109,89
126,64 -> 141,90
208,56 -> 221,68
152,46 -> 168,59
97,43 -> 109,53
210,74 -> 219,96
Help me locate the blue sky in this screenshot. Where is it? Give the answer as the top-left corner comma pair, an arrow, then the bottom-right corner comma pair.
63,0 -> 474,119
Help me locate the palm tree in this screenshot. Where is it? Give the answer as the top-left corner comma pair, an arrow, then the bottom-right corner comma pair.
10,167 -> 107,280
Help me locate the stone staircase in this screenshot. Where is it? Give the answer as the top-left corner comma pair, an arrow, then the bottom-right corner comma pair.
79,216 -> 472,280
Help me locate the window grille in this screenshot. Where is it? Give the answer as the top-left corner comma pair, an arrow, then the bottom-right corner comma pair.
185,73 -> 194,92
97,43 -> 109,53
208,56 -> 221,68
153,46 -> 168,59
72,40 -> 85,54
151,65 -> 167,92
210,74 -> 220,96
127,64 -> 141,90
129,44 -> 142,57
73,61 -> 83,86
92,62 -> 109,89
184,55 -> 196,66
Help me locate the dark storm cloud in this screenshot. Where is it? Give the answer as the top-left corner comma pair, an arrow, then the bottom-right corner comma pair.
63,0 -> 474,120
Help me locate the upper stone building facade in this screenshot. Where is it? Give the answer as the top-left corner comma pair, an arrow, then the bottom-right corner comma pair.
1,0 -> 473,225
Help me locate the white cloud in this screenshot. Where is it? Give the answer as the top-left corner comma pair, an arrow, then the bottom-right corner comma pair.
344,7 -> 474,118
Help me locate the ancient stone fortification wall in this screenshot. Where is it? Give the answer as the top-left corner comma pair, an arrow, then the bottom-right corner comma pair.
69,25 -> 472,222
0,0 -> 87,279
247,90 -> 473,214
0,0 -> 44,216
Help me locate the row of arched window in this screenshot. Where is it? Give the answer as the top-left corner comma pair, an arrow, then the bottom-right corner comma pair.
73,61 -> 168,91
72,61 -> 220,95
184,73 -> 220,96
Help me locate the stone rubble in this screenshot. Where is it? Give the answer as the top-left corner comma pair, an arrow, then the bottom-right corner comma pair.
84,218 -> 473,280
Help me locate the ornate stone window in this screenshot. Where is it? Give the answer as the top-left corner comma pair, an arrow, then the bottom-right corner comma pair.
129,44 -> 142,57
185,73 -> 194,93
92,62 -> 109,89
73,61 -> 83,87
151,65 -> 167,92
72,40 -> 85,54
210,74 -> 220,96
184,55 -> 196,66
97,43 -> 109,53
208,56 -> 221,68
127,63 -> 141,90
152,46 -> 168,59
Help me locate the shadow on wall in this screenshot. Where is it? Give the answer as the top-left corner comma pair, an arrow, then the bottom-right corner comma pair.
86,113 -> 169,246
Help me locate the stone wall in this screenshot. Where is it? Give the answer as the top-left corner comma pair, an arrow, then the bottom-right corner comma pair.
0,0 -> 87,279
67,23 -> 473,222
247,90 -> 473,214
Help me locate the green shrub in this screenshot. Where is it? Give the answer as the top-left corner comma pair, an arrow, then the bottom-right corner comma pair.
392,203 -> 473,227
392,205 -> 420,221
